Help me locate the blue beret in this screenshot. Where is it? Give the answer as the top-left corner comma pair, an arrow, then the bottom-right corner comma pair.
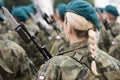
105,5 -> 119,17
11,7 -> 29,22
0,0 -> 4,8
28,4 -> 37,14
95,8 -> 104,13
57,3 -> 67,21
66,0 -> 100,30
0,12 -> 4,21
21,4 -> 36,16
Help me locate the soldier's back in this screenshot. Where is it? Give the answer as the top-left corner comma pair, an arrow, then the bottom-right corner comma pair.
38,41 -> 120,80
0,39 -> 37,80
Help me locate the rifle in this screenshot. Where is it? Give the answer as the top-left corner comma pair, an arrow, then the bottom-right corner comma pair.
35,5 -> 61,34
30,13 -> 51,37
2,7 -> 52,60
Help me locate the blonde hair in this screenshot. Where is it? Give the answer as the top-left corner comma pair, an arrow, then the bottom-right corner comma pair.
65,12 -> 100,76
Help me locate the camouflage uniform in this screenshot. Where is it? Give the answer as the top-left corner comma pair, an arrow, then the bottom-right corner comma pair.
0,16 -> 11,34
110,23 -> 120,38
25,19 -> 40,33
0,20 -> 45,69
0,23 -> 8,34
50,31 -> 68,55
98,22 -> 120,52
38,40 -> 120,80
38,25 -> 58,51
0,39 -> 37,80
20,20 -> 45,69
98,22 -> 111,52
108,34 -> 120,60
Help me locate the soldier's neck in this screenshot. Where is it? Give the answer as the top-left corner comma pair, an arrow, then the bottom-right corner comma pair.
70,36 -> 87,44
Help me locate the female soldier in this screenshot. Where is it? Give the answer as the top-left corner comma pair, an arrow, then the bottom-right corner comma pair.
38,0 -> 120,80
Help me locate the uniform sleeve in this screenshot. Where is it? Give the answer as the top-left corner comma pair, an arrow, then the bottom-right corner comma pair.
38,59 -> 61,80
16,54 -> 37,80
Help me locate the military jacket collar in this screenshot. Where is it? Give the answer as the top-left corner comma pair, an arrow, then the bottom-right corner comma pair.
57,40 -> 88,56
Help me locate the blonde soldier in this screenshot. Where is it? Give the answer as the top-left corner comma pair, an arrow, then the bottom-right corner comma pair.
38,0 -> 120,80
0,39 -> 37,80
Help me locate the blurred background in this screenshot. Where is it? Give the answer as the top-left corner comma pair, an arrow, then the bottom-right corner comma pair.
4,0 -> 94,10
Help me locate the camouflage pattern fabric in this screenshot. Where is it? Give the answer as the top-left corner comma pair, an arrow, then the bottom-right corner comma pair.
110,23 -> 120,37
38,40 -> 120,80
50,31 -> 68,55
0,39 -> 37,80
0,30 -> 20,44
0,16 -> 12,34
108,34 -> 120,61
25,19 -> 40,33
0,24 -> 8,34
21,20 -> 45,69
38,26 -> 58,51
98,22 -> 112,52
0,23 -> 45,69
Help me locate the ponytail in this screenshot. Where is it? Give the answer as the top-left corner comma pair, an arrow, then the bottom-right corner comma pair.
88,29 -> 99,76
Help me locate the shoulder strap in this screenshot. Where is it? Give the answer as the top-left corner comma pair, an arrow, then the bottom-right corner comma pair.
70,52 -> 109,80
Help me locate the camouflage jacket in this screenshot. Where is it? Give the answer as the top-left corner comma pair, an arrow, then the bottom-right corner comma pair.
0,39 -> 37,80
38,40 -> 120,80
98,22 -> 113,52
109,34 -> 120,60
110,23 -> 120,38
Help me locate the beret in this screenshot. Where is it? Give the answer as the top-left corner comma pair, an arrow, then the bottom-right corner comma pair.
66,0 -> 100,30
104,5 -> 119,17
57,3 -> 67,21
11,7 -> 29,22
21,4 -> 36,15
95,8 -> 104,13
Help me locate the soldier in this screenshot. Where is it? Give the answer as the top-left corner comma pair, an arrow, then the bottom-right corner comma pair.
95,8 -> 111,52
95,8 -> 104,22
103,5 -> 120,38
11,7 -> 45,69
108,34 -> 120,61
97,5 -> 120,52
38,0 -> 120,80
0,39 -> 37,80
50,3 -> 68,55
11,7 -> 40,33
